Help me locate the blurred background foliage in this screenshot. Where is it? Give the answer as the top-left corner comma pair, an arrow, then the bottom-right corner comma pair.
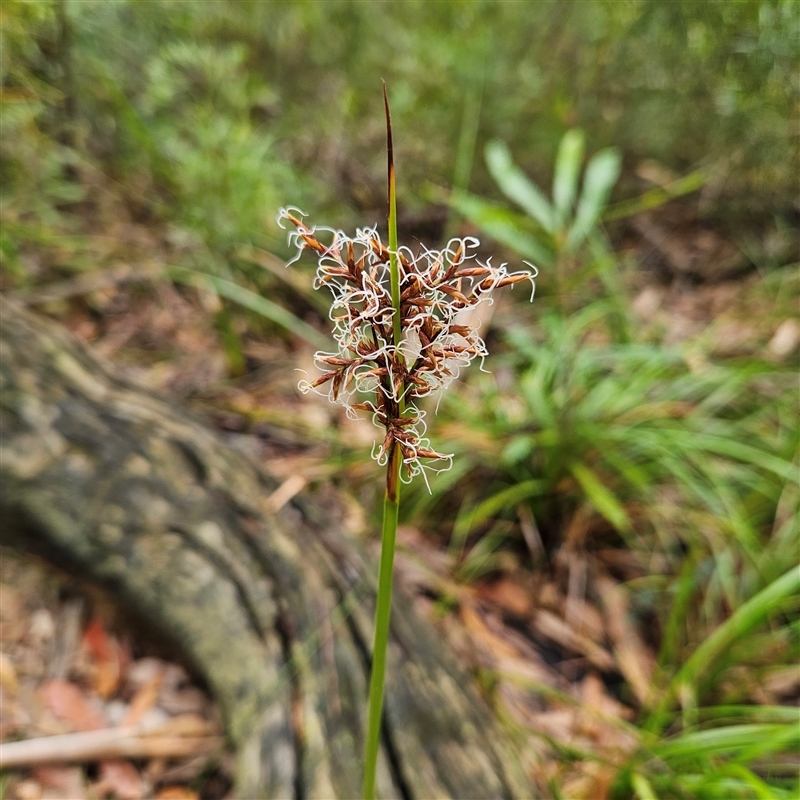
3,0 -> 798,254
2,1 -> 798,798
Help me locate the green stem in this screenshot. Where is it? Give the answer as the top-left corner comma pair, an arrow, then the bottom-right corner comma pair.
363,82 -> 403,800
363,446 -> 402,800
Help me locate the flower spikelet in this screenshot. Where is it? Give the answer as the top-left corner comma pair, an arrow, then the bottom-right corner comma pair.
278,207 -> 537,485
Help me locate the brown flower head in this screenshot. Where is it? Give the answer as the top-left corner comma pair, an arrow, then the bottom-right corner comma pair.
278,207 -> 536,487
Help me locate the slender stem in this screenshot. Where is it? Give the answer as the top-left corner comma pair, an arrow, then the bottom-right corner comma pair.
363,83 -> 403,800
363,445 -> 402,800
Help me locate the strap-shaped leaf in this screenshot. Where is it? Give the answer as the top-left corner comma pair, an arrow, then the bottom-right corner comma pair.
449,189 -> 554,266
603,166 -> 709,221
168,265 -> 328,349
566,147 -> 622,252
485,140 -> 556,233
646,565 -> 800,734
552,129 -> 585,229
570,461 -> 632,533
653,723 -> 798,765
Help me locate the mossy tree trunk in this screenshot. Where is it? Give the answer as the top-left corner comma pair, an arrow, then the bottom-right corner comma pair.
0,299 -> 533,799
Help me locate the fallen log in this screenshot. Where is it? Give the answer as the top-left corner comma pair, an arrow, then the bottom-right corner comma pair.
0,299 -> 533,798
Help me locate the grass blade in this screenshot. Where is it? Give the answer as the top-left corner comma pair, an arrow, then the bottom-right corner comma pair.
167,265 -> 328,349
603,167 -> 709,221
631,772 -> 658,800
552,129 -> 585,229
689,433 -> 798,483
566,147 -> 621,252
485,140 -> 556,233
648,566 -> 800,733
471,479 -> 548,526
653,723 -> 797,764
570,462 -> 632,533
449,189 -> 555,266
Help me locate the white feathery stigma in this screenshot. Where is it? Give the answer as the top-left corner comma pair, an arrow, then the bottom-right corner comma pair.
278,207 -> 537,485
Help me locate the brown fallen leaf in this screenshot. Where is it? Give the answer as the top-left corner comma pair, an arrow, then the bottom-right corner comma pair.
561,760 -> 615,800
94,760 -> 143,800
578,673 -> 637,751
31,765 -> 87,800
82,617 -> 126,699
527,709 -> 578,742
581,673 -> 634,725
0,651 -> 19,693
461,602 -> 528,663
123,664 -> 165,727
158,665 -> 208,717
125,658 -> 167,692
0,583 -> 24,641
474,577 -> 533,618
595,549 -> 646,580
39,679 -> 106,732
264,474 -> 307,513
533,610 -> 616,673
763,664 -> 800,699
768,319 -> 800,359
564,597 -> 606,645
460,601 -> 557,689
155,788 -> 200,800
595,573 -> 656,707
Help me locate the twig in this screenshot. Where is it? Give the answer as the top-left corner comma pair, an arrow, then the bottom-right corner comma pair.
0,726 -> 219,769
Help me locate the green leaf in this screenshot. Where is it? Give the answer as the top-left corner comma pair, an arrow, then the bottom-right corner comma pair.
631,773 -> 658,800
168,266 -> 328,349
677,771 -> 795,799
654,723 -> 797,765
698,705 -> 800,725
519,366 -> 557,429
736,721 -> 800,764
449,190 -> 554,266
658,554 -> 699,668
485,140 -> 556,233
235,244 -> 328,314
689,433 -> 799,483
470,479 -> 548,529
603,167 -> 709,221
552,129 -> 585,229
650,566 -> 800,732
501,435 -> 535,465
449,479 -> 547,562
566,147 -> 622,252
456,522 -> 514,583
717,764 -> 788,800
570,462 -> 632,533
598,443 -> 652,492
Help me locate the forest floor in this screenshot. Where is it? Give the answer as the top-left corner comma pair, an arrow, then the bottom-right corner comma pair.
1,198 -> 798,800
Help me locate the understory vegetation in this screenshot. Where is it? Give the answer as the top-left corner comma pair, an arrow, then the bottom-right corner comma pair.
3,1 -> 798,798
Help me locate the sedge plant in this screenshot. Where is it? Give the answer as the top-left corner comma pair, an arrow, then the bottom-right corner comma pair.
278,85 -> 535,799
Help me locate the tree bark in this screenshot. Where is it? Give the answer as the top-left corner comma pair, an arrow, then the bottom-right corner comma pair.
0,299 -> 533,799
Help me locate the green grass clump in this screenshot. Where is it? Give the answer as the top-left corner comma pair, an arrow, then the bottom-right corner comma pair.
419,301 -> 798,798
439,305 -> 796,552
418,126 -> 799,796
